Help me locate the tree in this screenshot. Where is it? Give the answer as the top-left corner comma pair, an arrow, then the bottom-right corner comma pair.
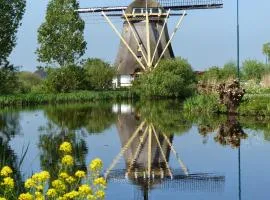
18,71 -> 43,93
242,59 -> 265,82
263,42 -> 270,64
37,0 -> 87,67
83,58 -> 116,90
133,58 -> 196,98
0,63 -> 19,94
45,65 -> 85,93
0,0 -> 26,65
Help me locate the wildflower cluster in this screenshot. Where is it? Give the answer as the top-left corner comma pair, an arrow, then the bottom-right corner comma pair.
0,166 -> 15,199
0,142 -> 107,200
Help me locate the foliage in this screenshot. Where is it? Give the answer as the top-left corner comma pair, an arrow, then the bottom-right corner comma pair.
183,93 -> 270,116
199,61 -> 237,83
133,58 -> 196,98
0,64 -> 19,95
241,59 -> 265,82
83,58 -> 116,90
0,0 -> 26,65
262,42 -> 270,64
18,71 -> 43,93
183,95 -> 225,114
37,0 -> 86,66
44,103 -> 116,133
0,91 -> 132,107
0,142 -> 106,200
136,100 -> 192,135
44,65 -> 85,93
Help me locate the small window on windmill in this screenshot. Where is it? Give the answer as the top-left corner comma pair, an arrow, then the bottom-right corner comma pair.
137,43 -> 142,52
133,8 -> 142,14
152,8 -> 159,14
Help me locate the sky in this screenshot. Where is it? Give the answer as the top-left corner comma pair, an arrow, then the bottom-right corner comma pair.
9,0 -> 270,72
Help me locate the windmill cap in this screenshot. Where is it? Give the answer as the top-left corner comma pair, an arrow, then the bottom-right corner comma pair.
125,0 -> 164,14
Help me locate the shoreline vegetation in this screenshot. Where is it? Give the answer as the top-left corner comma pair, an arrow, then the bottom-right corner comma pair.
0,90 -> 133,107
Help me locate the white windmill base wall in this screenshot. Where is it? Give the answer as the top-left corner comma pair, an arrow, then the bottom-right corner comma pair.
113,75 -> 134,88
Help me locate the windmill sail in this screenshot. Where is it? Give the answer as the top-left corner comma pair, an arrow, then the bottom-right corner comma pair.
77,0 -> 223,14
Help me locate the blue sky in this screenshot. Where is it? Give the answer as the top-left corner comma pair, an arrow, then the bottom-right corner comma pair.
9,0 -> 270,71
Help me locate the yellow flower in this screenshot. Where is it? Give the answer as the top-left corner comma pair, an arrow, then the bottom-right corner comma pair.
35,185 -> 44,191
65,176 -> 76,184
25,178 -> 35,189
52,179 -> 66,191
47,188 -> 57,198
78,184 -> 92,195
89,158 -> 103,171
18,192 -> 34,200
0,166 -> 13,177
61,155 -> 74,166
32,171 -> 50,182
59,142 -> 72,154
35,192 -> 44,200
0,197 -> 7,200
59,172 -> 69,179
75,170 -> 86,178
95,190 -> 105,199
1,177 -> 14,189
93,177 -> 106,188
63,190 -> 79,199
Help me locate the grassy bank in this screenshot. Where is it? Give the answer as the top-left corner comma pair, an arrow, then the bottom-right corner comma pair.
183,94 -> 270,116
0,90 -> 133,107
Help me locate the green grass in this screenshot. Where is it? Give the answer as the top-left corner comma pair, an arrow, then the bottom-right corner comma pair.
0,90 -> 133,107
183,94 -> 270,116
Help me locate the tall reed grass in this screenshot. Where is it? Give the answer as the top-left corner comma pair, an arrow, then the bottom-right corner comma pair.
0,91 -> 133,107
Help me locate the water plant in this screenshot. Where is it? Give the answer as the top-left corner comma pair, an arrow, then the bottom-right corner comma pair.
0,142 -> 106,200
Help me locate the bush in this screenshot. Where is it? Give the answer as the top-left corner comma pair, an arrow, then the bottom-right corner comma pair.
242,59 -> 265,82
200,61 -> 237,83
44,65 -> 85,93
83,58 -> 115,90
18,71 -> 42,93
133,58 -> 196,98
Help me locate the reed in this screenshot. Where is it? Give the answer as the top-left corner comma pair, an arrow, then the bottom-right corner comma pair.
0,91 -> 133,107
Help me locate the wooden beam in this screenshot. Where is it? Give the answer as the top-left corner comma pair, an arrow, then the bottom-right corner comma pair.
102,11 -> 146,71
154,10 -> 186,69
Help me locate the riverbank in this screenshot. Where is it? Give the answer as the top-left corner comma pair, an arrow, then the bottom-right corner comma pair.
183,94 -> 270,116
0,90 -> 133,107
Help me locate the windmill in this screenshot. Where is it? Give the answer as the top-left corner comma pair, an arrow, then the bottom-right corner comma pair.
78,0 -> 223,87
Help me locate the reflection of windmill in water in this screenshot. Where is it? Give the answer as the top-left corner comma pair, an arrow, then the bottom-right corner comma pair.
78,0 -> 223,87
105,109 -> 225,200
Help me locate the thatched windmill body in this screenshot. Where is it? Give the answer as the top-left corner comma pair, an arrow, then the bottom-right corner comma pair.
78,0 -> 223,87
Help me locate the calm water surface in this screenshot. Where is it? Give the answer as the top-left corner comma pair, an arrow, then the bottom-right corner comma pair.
1,101 -> 270,200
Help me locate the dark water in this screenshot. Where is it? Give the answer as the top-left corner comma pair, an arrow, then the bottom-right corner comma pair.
1,101 -> 270,200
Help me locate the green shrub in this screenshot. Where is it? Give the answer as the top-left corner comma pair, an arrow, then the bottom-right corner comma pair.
133,58 -> 196,98
44,65 -> 85,93
18,71 -> 42,93
83,58 -> 115,90
242,59 -> 265,82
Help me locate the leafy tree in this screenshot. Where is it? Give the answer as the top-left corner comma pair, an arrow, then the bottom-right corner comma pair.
242,59 -> 265,82
0,63 -> 19,94
263,42 -> 270,64
222,61 -> 237,79
18,71 -> 42,93
0,0 -> 26,65
133,58 -> 196,98
37,0 -> 86,66
83,58 -> 116,90
44,65 -> 85,93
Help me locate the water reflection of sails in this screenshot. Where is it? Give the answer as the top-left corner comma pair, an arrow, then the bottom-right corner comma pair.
105,107 -> 225,199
